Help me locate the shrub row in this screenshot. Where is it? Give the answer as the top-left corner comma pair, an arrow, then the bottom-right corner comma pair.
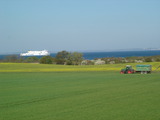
0,53 -> 160,65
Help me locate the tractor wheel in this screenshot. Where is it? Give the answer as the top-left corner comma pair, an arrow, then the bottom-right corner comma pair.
120,71 -> 124,74
128,71 -> 132,74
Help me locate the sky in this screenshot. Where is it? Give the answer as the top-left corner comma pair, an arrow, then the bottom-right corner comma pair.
0,0 -> 160,54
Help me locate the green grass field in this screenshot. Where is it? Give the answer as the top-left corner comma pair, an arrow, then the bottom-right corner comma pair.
1,72 -> 160,120
0,63 -> 160,120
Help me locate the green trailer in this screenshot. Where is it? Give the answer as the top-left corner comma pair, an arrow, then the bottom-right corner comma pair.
136,65 -> 152,74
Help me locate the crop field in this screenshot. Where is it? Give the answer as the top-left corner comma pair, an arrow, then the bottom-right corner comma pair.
0,62 -> 160,72
0,70 -> 160,120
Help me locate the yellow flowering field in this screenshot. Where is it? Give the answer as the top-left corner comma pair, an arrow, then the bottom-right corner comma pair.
0,62 -> 159,72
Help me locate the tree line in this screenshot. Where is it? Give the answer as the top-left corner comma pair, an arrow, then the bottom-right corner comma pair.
0,51 -> 83,65
0,50 -> 160,65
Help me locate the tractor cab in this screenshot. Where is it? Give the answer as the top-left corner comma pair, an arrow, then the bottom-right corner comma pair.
120,65 -> 135,74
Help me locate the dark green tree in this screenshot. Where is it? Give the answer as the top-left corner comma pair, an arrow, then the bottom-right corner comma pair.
65,53 -> 72,65
25,57 -> 39,63
5,55 -> 19,62
55,51 -> 70,64
39,56 -> 53,64
71,52 -> 83,65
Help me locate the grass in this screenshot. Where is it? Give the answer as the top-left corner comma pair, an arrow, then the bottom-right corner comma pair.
0,72 -> 160,120
0,62 -> 160,72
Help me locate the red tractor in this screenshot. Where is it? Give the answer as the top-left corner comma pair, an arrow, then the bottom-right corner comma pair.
120,65 -> 135,74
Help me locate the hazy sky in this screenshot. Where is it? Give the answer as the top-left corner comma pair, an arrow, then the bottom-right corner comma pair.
0,0 -> 160,53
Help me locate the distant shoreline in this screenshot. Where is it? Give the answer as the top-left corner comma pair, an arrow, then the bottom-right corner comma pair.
0,50 -> 160,60
1,49 -> 160,55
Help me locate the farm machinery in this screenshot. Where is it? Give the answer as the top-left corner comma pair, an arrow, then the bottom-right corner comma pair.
120,65 -> 152,74
120,65 -> 135,74
135,65 -> 152,74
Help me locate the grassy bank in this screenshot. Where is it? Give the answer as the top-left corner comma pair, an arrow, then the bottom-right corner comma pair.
0,62 -> 160,72
0,72 -> 160,120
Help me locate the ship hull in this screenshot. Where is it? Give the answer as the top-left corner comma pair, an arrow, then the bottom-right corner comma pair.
20,50 -> 50,56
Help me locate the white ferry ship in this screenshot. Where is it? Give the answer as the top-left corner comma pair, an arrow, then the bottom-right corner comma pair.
20,50 -> 50,56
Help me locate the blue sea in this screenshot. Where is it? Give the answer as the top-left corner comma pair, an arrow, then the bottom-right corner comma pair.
0,50 -> 160,60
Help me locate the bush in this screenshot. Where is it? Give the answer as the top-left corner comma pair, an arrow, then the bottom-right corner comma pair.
145,57 -> 152,62
155,58 -> 160,62
81,60 -> 94,65
94,59 -> 105,65
25,57 -> 39,63
39,56 -> 53,64
4,55 -> 19,62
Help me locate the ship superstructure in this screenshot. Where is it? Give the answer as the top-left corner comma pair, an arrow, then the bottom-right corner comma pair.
20,50 -> 50,56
